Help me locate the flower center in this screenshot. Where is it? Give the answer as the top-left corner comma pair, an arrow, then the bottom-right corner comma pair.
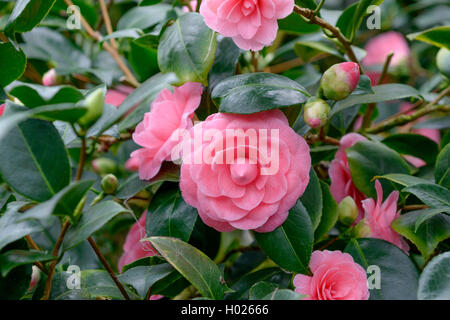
230,162 -> 259,185
241,0 -> 256,16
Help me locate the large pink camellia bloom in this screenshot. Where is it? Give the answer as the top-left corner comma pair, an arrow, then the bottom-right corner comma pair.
131,82 -> 203,180
362,31 -> 410,84
180,110 -> 311,233
329,133 -> 367,221
362,180 -> 410,253
293,250 -> 369,300
200,0 -> 294,51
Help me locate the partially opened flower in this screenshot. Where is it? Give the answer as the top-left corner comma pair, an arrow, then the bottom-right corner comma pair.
329,133 -> 367,221
180,110 -> 311,233
362,180 -> 409,253
42,69 -> 59,86
294,250 -> 369,300
131,82 -> 203,180
200,0 -> 294,51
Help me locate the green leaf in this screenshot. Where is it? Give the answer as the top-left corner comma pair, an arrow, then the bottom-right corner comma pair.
413,208 -> 450,231
63,201 -> 130,251
209,37 -> 241,89
435,143 -> 450,188
119,264 -> 173,299
6,0 -> 57,34
375,173 -> 433,188
414,115 -> 450,130
403,183 -> 450,207
147,236 -> 225,300
0,42 -> 27,87
331,84 -> 421,116
418,252 -> 450,300
129,35 -> 159,82
212,73 -> 310,114
299,169 -> 323,230
278,13 -> 320,35
315,181 -> 339,241
7,82 -> 84,107
347,140 -> 411,198
0,116 -> 71,202
248,281 -> 278,300
146,188 -> 198,242
0,250 -> 54,277
158,13 -> 216,85
117,3 -> 173,30
294,41 -> 343,62
262,288 -> 304,300
100,28 -> 143,43
254,199 -> 313,274
393,210 -> 450,259
382,134 -> 439,165
294,0 -> 317,9
344,238 -> 419,300
408,26 -> 450,49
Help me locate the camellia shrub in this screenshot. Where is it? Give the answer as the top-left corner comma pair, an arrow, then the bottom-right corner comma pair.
0,0 -> 449,301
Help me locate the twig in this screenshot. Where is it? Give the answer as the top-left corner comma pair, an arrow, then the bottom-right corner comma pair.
99,0 -> 117,49
402,204 -> 429,211
366,86 -> 450,134
64,0 -> 139,87
25,236 -> 49,275
293,5 -> 364,73
377,52 -> 394,85
87,237 -> 130,300
145,286 -> 153,300
306,133 -> 340,146
75,137 -> 86,181
251,51 -> 259,72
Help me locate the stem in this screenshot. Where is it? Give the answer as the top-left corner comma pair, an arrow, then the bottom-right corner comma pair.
366,86 -> 450,134
293,5 -> 364,73
99,0 -> 117,49
25,236 -> 48,275
402,204 -> 429,211
75,137 -> 86,181
377,52 -> 394,85
87,237 -> 130,300
64,0 -> 139,87
145,286 -> 153,300
42,220 -> 71,300
306,133 -> 340,146
251,51 -> 259,72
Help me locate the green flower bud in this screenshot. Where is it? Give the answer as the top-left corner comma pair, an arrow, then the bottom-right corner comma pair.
338,196 -> 358,226
319,62 -> 360,101
101,174 -> 118,195
303,97 -> 330,128
78,88 -> 105,129
92,158 -> 117,175
354,220 -> 372,238
437,48 -> 450,79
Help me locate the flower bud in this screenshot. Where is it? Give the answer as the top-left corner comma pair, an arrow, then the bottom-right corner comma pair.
303,97 -> 330,128
92,158 -> 117,175
319,62 -> 360,101
101,174 -> 118,195
437,48 -> 450,79
338,196 -> 358,226
354,220 -> 372,238
42,69 -> 62,86
78,88 -> 105,129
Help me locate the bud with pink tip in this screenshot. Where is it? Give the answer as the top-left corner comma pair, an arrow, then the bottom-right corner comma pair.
42,69 -> 61,86
319,62 -> 360,101
303,97 -> 330,128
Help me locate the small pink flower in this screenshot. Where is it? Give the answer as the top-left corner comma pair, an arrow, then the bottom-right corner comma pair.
118,213 -> 157,272
131,82 -> 203,180
329,133 -> 367,221
362,180 -> 409,253
0,104 -> 4,116
42,69 -> 58,86
105,85 -> 134,108
294,250 -> 369,300
200,0 -> 294,51
180,110 -> 311,233
363,32 -> 410,84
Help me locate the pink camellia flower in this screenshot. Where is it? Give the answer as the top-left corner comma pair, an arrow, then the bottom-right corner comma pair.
0,104 -> 4,116
180,110 -> 311,233
329,133 -> 367,221
131,82 -> 203,180
363,31 -> 410,84
106,85 -> 134,107
293,250 -> 369,300
42,69 -> 58,86
200,0 -> 294,51
362,180 -> 410,253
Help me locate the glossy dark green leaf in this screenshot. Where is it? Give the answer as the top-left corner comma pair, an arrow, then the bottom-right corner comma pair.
418,252 -> 450,300
382,134 -> 439,165
375,173 -> 432,188
294,0 -> 317,9
336,2 -> 358,40
344,238 -> 419,300
314,181 -> 339,241
129,35 -> 159,82
248,281 -> 278,300
6,0 -> 57,34
209,37 -> 241,89
254,199 -> 313,274
331,84 -> 421,116
7,82 -> 84,108
0,250 -> 54,277
278,13 -> 320,35
408,26 -> 450,49
213,73 -> 310,114
435,143 -> 450,188
158,13 -> 217,85
0,42 -> 27,87
0,117 -> 71,202
119,264 -> 173,298
300,169 -> 323,230
412,208 -> 450,231
117,4 -> 173,30
63,201 -> 131,251
147,236 -> 225,300
294,41 -> 343,62
393,210 -> 450,259
262,288 -> 304,300
347,140 -> 411,198
403,183 -> 450,207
